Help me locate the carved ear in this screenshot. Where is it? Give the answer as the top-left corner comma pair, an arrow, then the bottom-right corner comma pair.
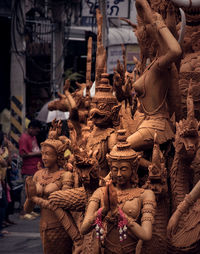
76,81 -> 82,89
111,104 -> 122,126
93,149 -> 99,159
133,56 -> 138,64
111,104 -> 121,117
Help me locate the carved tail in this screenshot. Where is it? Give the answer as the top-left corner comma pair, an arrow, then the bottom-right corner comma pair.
170,154 -> 191,212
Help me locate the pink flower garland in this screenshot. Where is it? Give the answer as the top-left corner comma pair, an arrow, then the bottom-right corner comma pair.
118,207 -> 128,242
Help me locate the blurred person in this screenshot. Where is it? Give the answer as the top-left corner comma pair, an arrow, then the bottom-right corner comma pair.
0,131 -> 9,237
2,134 -> 22,223
19,120 -> 42,219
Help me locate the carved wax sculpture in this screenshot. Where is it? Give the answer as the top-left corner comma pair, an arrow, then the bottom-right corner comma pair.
87,73 -> 121,177
147,0 -> 200,121
167,80 -> 200,253
81,129 -> 156,254
141,132 -> 169,254
172,0 -> 200,123
114,0 -> 182,152
49,148 -> 100,253
170,80 -> 199,213
24,122 -> 82,254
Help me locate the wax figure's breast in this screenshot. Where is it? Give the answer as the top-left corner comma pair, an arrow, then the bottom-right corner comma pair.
35,170 -> 64,198
122,198 -> 142,220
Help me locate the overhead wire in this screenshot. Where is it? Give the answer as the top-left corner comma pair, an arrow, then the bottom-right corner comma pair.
11,0 -> 78,87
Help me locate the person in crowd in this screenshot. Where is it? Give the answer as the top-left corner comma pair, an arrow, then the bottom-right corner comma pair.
19,119 -> 42,219
4,134 -> 22,224
0,131 -> 9,237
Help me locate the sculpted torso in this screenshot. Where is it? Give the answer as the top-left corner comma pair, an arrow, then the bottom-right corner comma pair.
134,60 -> 170,115
34,170 -> 65,197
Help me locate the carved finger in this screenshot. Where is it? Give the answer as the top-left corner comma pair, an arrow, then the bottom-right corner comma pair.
109,184 -> 118,211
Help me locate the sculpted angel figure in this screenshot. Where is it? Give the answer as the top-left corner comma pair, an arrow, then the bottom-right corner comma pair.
24,123 -> 82,254
114,0 -> 182,151
80,130 -> 156,254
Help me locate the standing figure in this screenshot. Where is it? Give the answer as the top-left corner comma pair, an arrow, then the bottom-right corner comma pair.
19,119 -> 42,218
24,124 -> 82,254
49,147 -> 100,253
19,119 -> 42,177
81,130 -> 156,254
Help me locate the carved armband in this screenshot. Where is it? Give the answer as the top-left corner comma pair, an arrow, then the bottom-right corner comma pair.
153,19 -> 167,33
157,25 -> 167,31
88,196 -> 100,205
143,200 -> 156,209
141,200 -> 156,224
141,216 -> 154,224
142,207 -> 155,216
62,179 -> 74,189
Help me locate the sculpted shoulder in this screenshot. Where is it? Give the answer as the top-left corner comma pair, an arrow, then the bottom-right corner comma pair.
141,189 -> 156,202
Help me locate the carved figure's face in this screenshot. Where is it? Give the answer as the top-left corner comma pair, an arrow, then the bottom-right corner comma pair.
78,164 -> 99,186
79,166 -> 91,185
110,161 -> 132,187
89,102 -> 113,128
41,145 -> 57,169
181,135 -> 198,159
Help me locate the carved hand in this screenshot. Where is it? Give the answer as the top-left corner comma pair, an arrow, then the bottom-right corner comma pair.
103,183 -> 118,217
102,183 -> 110,216
25,176 -> 37,199
108,183 -> 118,215
167,211 -> 181,238
135,0 -> 154,25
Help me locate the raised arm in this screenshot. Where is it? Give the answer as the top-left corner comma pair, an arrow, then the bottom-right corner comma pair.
135,0 -> 182,69
80,198 -> 100,235
153,13 -> 182,69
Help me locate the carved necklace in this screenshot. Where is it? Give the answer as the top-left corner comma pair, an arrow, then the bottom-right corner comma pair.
40,169 -> 63,187
117,188 -> 144,204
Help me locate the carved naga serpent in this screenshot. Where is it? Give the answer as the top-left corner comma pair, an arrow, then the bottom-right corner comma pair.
170,80 -> 199,213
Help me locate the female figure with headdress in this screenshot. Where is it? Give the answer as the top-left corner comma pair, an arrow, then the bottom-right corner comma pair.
80,130 -> 156,254
24,123 -> 82,254
114,0 -> 182,151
